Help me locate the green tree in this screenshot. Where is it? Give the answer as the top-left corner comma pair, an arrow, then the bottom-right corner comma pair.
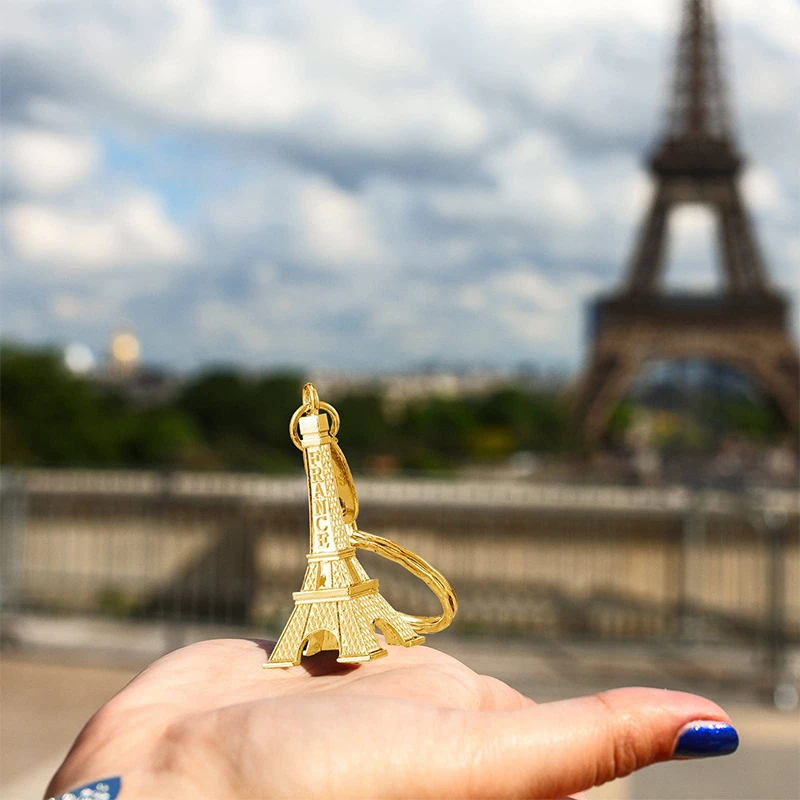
1,344 -> 124,466
720,398 -> 779,439
331,393 -> 392,469
475,389 -> 572,454
125,408 -> 201,467
177,369 -> 304,471
396,398 -> 477,470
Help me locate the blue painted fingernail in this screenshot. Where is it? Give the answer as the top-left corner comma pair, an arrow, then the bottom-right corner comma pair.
51,776 -> 121,799
673,721 -> 739,759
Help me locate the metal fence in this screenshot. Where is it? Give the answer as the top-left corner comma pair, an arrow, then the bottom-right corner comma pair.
1,469 -> 798,698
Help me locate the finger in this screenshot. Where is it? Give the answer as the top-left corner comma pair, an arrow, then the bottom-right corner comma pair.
459,687 -> 738,799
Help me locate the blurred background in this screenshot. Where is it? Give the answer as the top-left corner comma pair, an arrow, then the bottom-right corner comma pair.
1,1 -> 798,798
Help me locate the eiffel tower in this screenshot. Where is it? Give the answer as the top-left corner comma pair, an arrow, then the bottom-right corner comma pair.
573,0 -> 799,443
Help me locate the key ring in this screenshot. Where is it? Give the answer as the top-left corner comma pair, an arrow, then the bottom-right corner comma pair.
350,527 -> 458,634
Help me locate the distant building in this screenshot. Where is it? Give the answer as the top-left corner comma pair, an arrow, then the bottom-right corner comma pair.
311,366 -> 568,409
92,329 -> 183,406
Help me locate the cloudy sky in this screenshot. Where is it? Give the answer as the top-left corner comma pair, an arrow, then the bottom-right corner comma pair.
2,0 -> 798,373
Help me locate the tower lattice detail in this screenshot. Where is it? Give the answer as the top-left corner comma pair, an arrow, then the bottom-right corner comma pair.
573,0 -> 799,443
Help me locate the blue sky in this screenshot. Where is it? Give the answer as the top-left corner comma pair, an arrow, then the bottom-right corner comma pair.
2,0 -> 798,372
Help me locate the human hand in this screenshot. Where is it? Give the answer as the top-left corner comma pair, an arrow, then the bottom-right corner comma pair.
47,638 -> 737,800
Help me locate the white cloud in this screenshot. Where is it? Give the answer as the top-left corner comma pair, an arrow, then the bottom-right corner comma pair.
205,165 -> 388,272
194,299 -> 272,352
51,293 -> 112,323
430,131 -> 593,233
299,179 -> 385,269
724,0 -> 800,55
191,35 -> 309,127
458,265 -> 601,353
4,191 -> 191,273
4,127 -> 99,195
5,0 -> 488,160
190,265 -> 383,363
742,167 -> 783,211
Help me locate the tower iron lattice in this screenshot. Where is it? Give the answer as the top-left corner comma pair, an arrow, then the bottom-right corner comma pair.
573,0 -> 799,443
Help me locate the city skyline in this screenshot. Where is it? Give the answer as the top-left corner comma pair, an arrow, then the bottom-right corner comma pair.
2,0 -> 798,372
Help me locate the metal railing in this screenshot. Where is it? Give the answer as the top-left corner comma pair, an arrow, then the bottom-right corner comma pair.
1,469 -> 797,699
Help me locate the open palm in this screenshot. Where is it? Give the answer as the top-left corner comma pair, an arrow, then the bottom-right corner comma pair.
47,637 -> 733,800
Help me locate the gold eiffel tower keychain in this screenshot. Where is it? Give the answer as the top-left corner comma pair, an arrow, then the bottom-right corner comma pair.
265,383 -> 458,667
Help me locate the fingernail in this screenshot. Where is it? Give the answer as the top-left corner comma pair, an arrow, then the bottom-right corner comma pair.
673,721 -> 739,759
49,776 -> 121,800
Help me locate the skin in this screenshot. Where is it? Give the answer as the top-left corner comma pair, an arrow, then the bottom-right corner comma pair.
46,637 -> 734,800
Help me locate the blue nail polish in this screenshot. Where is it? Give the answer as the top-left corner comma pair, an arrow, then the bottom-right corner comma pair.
673,721 -> 739,759
51,776 -> 121,800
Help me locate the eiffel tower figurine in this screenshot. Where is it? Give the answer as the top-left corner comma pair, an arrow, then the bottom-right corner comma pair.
573,0 -> 799,443
266,384 -> 457,667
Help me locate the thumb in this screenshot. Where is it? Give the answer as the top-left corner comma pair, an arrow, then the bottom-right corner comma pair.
462,687 -> 738,799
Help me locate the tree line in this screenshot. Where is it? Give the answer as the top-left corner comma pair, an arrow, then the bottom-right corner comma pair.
0,344 -> 575,473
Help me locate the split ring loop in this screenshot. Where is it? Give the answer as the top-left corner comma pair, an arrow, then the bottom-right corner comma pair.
350,528 -> 458,635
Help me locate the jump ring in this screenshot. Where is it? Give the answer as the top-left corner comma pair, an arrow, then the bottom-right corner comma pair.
318,401 -> 340,437
289,398 -> 341,450
301,383 -> 320,413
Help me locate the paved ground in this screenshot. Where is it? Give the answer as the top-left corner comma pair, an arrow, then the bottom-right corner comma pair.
1,657 -> 139,800
2,617 -> 798,799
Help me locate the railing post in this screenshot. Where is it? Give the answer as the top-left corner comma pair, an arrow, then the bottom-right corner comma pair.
764,511 -> 793,709
0,470 -> 28,641
678,493 -> 705,642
